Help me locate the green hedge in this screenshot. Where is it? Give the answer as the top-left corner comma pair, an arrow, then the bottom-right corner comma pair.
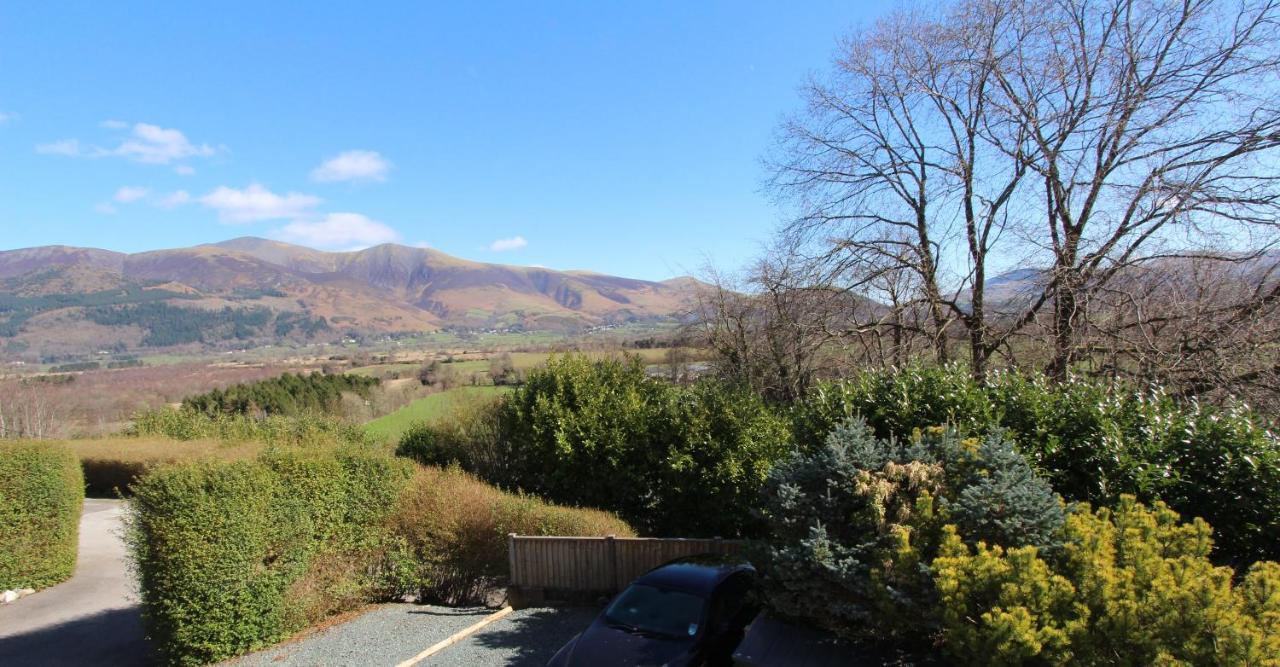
400,354 -> 792,537
128,448 -> 412,666
0,442 -> 84,590
794,366 -> 1280,566
128,409 -> 372,448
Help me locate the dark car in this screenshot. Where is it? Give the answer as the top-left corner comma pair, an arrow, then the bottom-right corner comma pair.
546,555 -> 758,667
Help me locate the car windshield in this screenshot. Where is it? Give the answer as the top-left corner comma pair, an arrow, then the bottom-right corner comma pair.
604,584 -> 706,639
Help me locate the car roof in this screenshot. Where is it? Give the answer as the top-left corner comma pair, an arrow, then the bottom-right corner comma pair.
632,555 -> 754,596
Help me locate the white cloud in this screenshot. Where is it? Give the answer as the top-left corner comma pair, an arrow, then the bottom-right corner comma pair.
36,139 -> 82,156
199,183 -> 321,223
174,165 -> 196,175
99,119 -> 128,129
489,235 -> 528,252
411,241 -> 433,249
115,123 -> 215,164
277,213 -> 400,250
0,112 -> 16,125
113,186 -> 150,203
156,190 -> 191,208
310,150 -> 391,183
94,202 -> 117,215
36,122 -> 217,166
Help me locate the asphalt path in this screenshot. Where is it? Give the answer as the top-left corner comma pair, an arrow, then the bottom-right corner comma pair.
0,498 -> 148,666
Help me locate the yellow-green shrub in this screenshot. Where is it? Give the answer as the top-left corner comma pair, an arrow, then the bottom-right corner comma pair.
934,497 -> 1280,665
0,442 -> 84,590
128,448 -> 411,666
389,465 -> 634,604
128,409 -> 371,449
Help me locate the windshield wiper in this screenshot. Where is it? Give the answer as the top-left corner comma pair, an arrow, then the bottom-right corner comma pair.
607,621 -> 679,640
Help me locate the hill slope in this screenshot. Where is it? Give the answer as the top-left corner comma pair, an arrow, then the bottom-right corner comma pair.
0,238 -> 696,359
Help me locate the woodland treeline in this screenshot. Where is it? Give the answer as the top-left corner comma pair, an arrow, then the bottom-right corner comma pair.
696,0 -> 1280,414
181,372 -> 378,417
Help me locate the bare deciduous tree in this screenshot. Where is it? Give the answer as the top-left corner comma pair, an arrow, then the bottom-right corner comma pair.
0,379 -> 63,439
761,0 -> 1280,395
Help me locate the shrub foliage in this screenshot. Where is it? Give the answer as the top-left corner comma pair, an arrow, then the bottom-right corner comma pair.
127,448 -> 630,665
399,355 -> 792,536
935,497 -> 1280,665
0,442 -> 84,590
181,372 -> 378,417
793,366 -> 1280,565
128,449 -> 412,666
757,420 -> 1063,643
129,409 -> 371,448
388,465 -> 634,604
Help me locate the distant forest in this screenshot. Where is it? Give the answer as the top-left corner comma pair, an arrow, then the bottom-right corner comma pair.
182,372 -> 378,417
0,286 -> 191,337
0,283 -> 328,346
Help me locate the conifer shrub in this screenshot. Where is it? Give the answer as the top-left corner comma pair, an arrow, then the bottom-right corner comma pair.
934,497 -> 1280,665
0,442 -> 84,590
756,419 -> 1062,644
181,372 -> 378,417
128,448 -> 412,666
792,365 -> 1280,565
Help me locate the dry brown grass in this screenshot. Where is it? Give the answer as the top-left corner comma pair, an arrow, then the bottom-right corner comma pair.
1,362 -> 308,438
59,437 -> 264,496
390,464 -> 634,604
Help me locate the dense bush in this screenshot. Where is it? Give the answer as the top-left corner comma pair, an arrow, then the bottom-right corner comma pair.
396,393 -> 506,479
388,465 -> 634,604
756,420 -> 1062,643
128,449 -> 412,666
129,409 -> 372,448
0,442 -> 84,590
181,372 -> 378,417
793,366 -> 1280,565
400,355 -> 792,536
934,497 -> 1280,665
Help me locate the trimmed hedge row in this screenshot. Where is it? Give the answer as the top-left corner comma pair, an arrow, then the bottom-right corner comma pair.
128,409 -> 372,448
128,450 -> 633,665
128,448 -> 412,666
0,442 -> 84,590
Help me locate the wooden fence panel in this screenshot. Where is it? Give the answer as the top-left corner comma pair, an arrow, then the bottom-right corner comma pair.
508,534 -> 746,596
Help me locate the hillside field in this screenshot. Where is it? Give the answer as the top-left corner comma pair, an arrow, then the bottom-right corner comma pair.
364,385 -> 512,443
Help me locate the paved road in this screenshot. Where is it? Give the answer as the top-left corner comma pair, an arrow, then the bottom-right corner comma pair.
0,499 -> 148,666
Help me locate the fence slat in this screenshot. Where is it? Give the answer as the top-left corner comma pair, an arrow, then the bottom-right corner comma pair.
508,535 -> 746,594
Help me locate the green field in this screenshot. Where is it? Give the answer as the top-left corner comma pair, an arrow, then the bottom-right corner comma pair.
364,385 -> 512,443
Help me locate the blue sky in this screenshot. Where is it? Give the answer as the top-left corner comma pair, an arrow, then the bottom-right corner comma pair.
0,1 -> 887,280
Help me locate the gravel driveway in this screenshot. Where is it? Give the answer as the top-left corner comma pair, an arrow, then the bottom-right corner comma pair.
231,604 -> 597,667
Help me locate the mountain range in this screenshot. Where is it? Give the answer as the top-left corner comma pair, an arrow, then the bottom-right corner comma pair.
0,238 -> 698,360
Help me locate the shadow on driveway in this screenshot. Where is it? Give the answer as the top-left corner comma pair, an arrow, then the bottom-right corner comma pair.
0,607 -> 150,666
457,607 -> 598,666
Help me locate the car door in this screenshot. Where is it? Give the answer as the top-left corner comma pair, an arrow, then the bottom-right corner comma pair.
700,573 -> 755,666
